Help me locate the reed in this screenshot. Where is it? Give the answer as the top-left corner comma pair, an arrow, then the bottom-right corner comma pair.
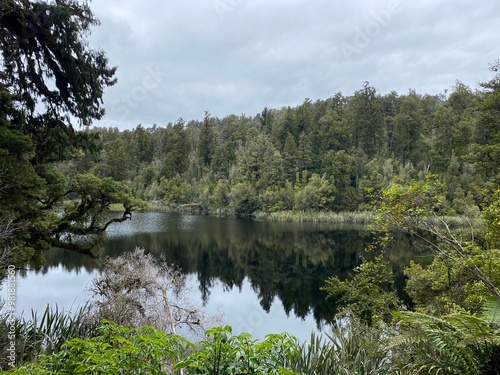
146,202 -> 478,228
253,210 -> 377,224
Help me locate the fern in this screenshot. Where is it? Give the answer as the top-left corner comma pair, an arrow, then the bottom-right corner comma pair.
390,310 -> 500,375
482,298 -> 500,324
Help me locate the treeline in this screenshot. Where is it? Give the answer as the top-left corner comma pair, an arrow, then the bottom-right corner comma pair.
64,80 -> 498,216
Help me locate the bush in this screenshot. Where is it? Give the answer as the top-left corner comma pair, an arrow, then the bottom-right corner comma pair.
8,321 -> 191,374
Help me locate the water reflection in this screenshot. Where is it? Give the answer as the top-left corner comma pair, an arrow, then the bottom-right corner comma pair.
35,212 -> 430,327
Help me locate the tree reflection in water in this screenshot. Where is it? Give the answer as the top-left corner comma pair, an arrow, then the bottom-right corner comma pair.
36,212 -> 430,327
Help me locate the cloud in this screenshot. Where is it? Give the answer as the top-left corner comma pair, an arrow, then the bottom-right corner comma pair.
87,0 -> 500,129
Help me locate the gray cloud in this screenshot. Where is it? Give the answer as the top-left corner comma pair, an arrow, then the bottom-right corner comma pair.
87,0 -> 500,129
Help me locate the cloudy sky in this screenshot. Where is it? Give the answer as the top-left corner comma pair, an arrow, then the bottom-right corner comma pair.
87,0 -> 500,130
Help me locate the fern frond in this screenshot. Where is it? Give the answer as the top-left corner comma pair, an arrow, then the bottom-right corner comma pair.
391,311 -> 495,375
482,298 -> 500,323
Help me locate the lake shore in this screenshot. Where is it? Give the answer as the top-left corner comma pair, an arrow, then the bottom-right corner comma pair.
110,201 -> 478,227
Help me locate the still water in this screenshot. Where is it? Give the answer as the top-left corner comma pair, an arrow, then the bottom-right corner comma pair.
8,212 -> 428,342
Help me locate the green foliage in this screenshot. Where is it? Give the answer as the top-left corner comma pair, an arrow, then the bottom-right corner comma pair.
230,182 -> 258,217
176,325 -> 299,375
51,63 -> 500,226
482,298 -> 500,323
374,176 -> 500,308
374,174 -> 446,236
237,133 -> 283,191
282,132 -> 298,183
404,256 -> 497,315
164,175 -> 193,204
0,0 -> 116,127
39,173 -> 144,256
0,0 -> 144,263
484,189 -> 500,248
161,119 -> 190,178
322,255 -> 401,325
198,111 -> 216,166
392,90 -> 426,165
347,83 -> 385,159
390,309 -> 500,375
7,321 -> 191,375
6,323 -> 301,375
470,63 -> 500,183
293,174 -> 336,211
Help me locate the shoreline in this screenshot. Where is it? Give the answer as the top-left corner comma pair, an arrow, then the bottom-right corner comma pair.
117,201 -> 479,228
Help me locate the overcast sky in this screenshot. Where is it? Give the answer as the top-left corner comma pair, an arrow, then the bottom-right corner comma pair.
87,0 -> 500,130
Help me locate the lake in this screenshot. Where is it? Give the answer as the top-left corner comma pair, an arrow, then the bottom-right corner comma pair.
5,211 -> 428,342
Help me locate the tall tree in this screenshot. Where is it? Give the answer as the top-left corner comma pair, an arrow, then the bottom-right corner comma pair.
432,82 -> 475,172
237,134 -> 283,191
198,111 -> 215,167
348,83 -> 385,159
471,62 -> 500,182
282,132 -> 298,183
0,0 -> 136,260
162,118 -> 190,178
392,90 -> 424,165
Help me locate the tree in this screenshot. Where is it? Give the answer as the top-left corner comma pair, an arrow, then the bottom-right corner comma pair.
0,0 -> 138,260
273,107 -> 297,149
282,132 -> 298,183
294,174 -> 336,211
162,118 -> 190,178
198,111 -> 215,167
88,248 -> 214,336
297,132 -> 313,173
431,81 -> 475,172
374,175 -> 500,304
103,138 -> 130,181
311,100 -> 350,155
322,255 -> 402,325
347,83 -> 385,159
237,133 -> 283,191
230,182 -> 258,217
131,124 -> 154,164
330,150 -> 357,211
392,90 -> 424,165
471,62 -> 500,183
0,0 -> 116,126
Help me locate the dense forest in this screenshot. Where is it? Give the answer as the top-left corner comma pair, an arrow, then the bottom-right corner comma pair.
1,0 -> 500,373
62,79 -> 498,217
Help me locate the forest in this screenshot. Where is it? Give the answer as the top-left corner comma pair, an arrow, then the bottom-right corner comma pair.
1,0 -> 500,374
63,79 -> 496,218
